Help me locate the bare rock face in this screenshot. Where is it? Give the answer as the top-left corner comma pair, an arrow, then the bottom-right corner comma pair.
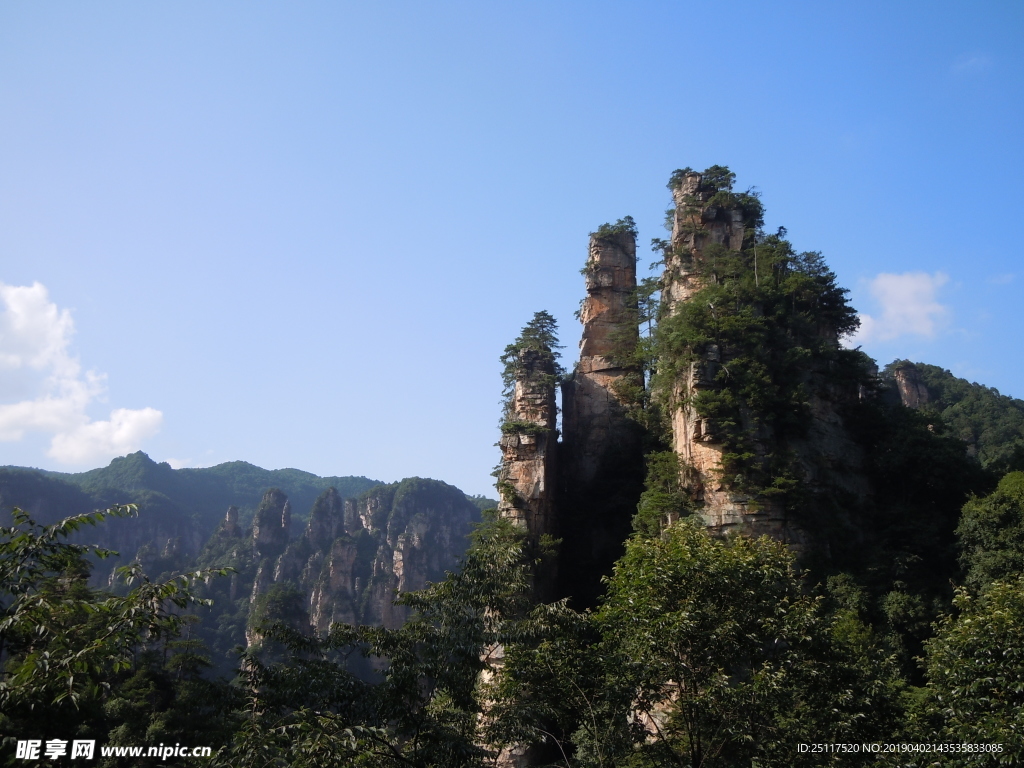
223,505 -> 240,536
664,171 -> 746,310
562,230 -> 641,485
894,362 -> 931,410
497,348 -> 558,541
252,489 -> 290,559
247,480 -> 480,639
662,172 -> 796,541
308,537 -> 359,630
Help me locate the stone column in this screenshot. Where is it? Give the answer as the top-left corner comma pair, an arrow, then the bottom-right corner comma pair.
496,348 -> 558,542
557,228 -> 645,606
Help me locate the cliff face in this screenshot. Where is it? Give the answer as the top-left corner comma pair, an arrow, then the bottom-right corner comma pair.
245,479 -> 480,642
661,172 -> 791,540
555,228 -> 646,605
561,230 -> 641,486
664,171 -> 746,309
893,362 -> 931,410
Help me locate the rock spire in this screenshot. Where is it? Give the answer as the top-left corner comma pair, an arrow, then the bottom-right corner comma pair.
496,345 -> 559,542
556,224 -> 646,605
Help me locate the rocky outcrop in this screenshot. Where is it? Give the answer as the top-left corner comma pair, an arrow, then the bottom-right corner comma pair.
660,170 -> 869,546
247,479 -> 480,637
223,505 -> 240,536
561,229 -> 641,486
893,361 -> 931,410
662,171 -> 786,539
663,170 -> 746,311
252,489 -> 290,559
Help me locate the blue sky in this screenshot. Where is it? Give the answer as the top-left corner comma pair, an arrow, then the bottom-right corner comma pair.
1,1 -> 1021,496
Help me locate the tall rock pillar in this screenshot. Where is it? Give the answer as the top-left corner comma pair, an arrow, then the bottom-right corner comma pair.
661,171 -> 798,541
661,169 -> 866,546
558,227 -> 645,605
562,229 -> 641,483
663,170 -> 746,310
497,348 -> 558,543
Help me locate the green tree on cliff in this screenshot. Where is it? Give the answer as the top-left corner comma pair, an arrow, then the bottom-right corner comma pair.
499,310 -> 564,395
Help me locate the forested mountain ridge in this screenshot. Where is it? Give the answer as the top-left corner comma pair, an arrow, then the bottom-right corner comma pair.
0,452 -> 386,586
884,359 -> 1024,473
0,455 -> 487,679
4,450 -> 382,531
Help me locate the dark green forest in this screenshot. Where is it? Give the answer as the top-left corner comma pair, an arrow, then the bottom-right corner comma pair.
3,167 -> 1024,766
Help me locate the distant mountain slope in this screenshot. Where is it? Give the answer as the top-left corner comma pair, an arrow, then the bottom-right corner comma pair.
0,452 -> 384,562
883,361 -> 1024,472
67,451 -> 377,518
201,478 -> 481,653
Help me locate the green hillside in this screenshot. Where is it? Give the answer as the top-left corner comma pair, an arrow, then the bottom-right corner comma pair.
0,451 -> 382,537
883,361 -> 1024,472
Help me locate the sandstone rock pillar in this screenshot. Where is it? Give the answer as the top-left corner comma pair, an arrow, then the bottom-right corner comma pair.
663,171 -> 745,311
561,229 -> 641,485
496,348 -> 558,543
557,227 -> 645,605
662,172 -> 794,541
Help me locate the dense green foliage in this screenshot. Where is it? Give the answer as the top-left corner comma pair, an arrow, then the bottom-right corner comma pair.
0,506 -> 237,766
208,514 -> 544,768
958,471 -> 1024,591
590,215 -> 638,240
589,521 -> 902,767
883,361 -> 1024,473
909,578 -> 1024,765
499,311 -> 564,398
630,450 -> 690,536
653,231 -> 865,498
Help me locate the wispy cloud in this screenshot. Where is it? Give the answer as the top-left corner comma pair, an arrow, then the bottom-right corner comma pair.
988,273 -> 1014,285
951,53 -> 993,78
847,272 -> 949,345
0,281 -> 163,465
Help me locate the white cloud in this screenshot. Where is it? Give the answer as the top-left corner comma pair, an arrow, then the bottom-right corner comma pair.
49,407 -> 164,463
0,281 -> 162,465
847,272 -> 949,345
165,457 -> 192,469
989,273 -> 1014,285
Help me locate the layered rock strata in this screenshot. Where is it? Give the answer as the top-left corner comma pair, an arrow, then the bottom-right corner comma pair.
556,228 -> 646,605
496,348 -> 558,542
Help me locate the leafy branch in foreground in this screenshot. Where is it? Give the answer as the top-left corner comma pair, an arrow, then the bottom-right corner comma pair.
0,505 -> 228,710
